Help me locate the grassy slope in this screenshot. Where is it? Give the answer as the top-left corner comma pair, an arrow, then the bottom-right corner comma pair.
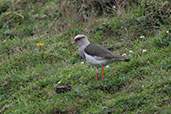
0,0 -> 171,114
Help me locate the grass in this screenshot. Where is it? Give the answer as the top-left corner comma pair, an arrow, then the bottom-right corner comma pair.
0,0 -> 171,113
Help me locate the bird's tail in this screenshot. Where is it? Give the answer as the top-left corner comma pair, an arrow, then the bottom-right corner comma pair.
119,56 -> 130,62
124,57 -> 130,62
112,55 -> 130,62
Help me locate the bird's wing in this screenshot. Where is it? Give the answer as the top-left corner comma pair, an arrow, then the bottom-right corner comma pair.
84,44 -> 124,60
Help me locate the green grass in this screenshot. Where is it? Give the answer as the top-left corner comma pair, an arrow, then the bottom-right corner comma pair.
0,0 -> 171,113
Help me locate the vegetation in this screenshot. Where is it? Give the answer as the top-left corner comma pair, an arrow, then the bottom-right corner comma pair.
0,0 -> 170,113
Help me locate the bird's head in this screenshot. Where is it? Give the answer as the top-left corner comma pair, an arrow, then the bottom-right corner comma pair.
72,34 -> 90,47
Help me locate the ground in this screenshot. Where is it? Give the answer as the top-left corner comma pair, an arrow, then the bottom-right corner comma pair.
0,0 -> 171,113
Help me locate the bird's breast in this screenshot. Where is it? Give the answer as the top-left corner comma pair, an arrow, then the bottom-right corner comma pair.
79,49 -> 85,59
84,52 -> 109,67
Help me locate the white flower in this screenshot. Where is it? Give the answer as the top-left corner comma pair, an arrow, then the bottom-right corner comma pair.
129,50 -> 133,54
102,22 -> 106,25
57,79 -> 63,84
122,53 -> 126,56
166,31 -> 169,34
147,61 -> 150,64
140,35 -> 145,39
142,49 -> 147,53
80,62 -> 84,64
112,5 -> 116,9
106,65 -> 109,68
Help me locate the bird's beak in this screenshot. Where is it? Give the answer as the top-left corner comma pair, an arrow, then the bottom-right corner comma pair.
72,41 -> 76,45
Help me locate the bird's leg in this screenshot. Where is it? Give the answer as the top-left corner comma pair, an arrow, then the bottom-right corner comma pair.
95,67 -> 99,81
101,65 -> 104,80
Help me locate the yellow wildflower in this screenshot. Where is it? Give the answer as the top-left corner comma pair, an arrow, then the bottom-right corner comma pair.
13,26 -> 17,30
37,43 -> 44,46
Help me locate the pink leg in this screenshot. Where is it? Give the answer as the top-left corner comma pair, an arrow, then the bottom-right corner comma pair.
101,65 -> 104,80
95,68 -> 99,81
96,71 -> 99,81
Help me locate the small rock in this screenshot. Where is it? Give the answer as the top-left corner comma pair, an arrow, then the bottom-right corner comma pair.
56,86 -> 72,94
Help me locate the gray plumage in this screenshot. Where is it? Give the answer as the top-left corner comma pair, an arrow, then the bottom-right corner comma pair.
84,44 -> 129,61
73,34 -> 129,62
72,34 -> 130,81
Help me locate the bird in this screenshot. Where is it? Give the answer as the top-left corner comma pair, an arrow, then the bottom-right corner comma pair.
72,34 -> 130,81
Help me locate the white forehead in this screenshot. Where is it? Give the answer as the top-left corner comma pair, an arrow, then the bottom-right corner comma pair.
74,34 -> 86,40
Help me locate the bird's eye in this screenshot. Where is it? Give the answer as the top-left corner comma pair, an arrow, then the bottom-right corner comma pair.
76,38 -> 81,41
